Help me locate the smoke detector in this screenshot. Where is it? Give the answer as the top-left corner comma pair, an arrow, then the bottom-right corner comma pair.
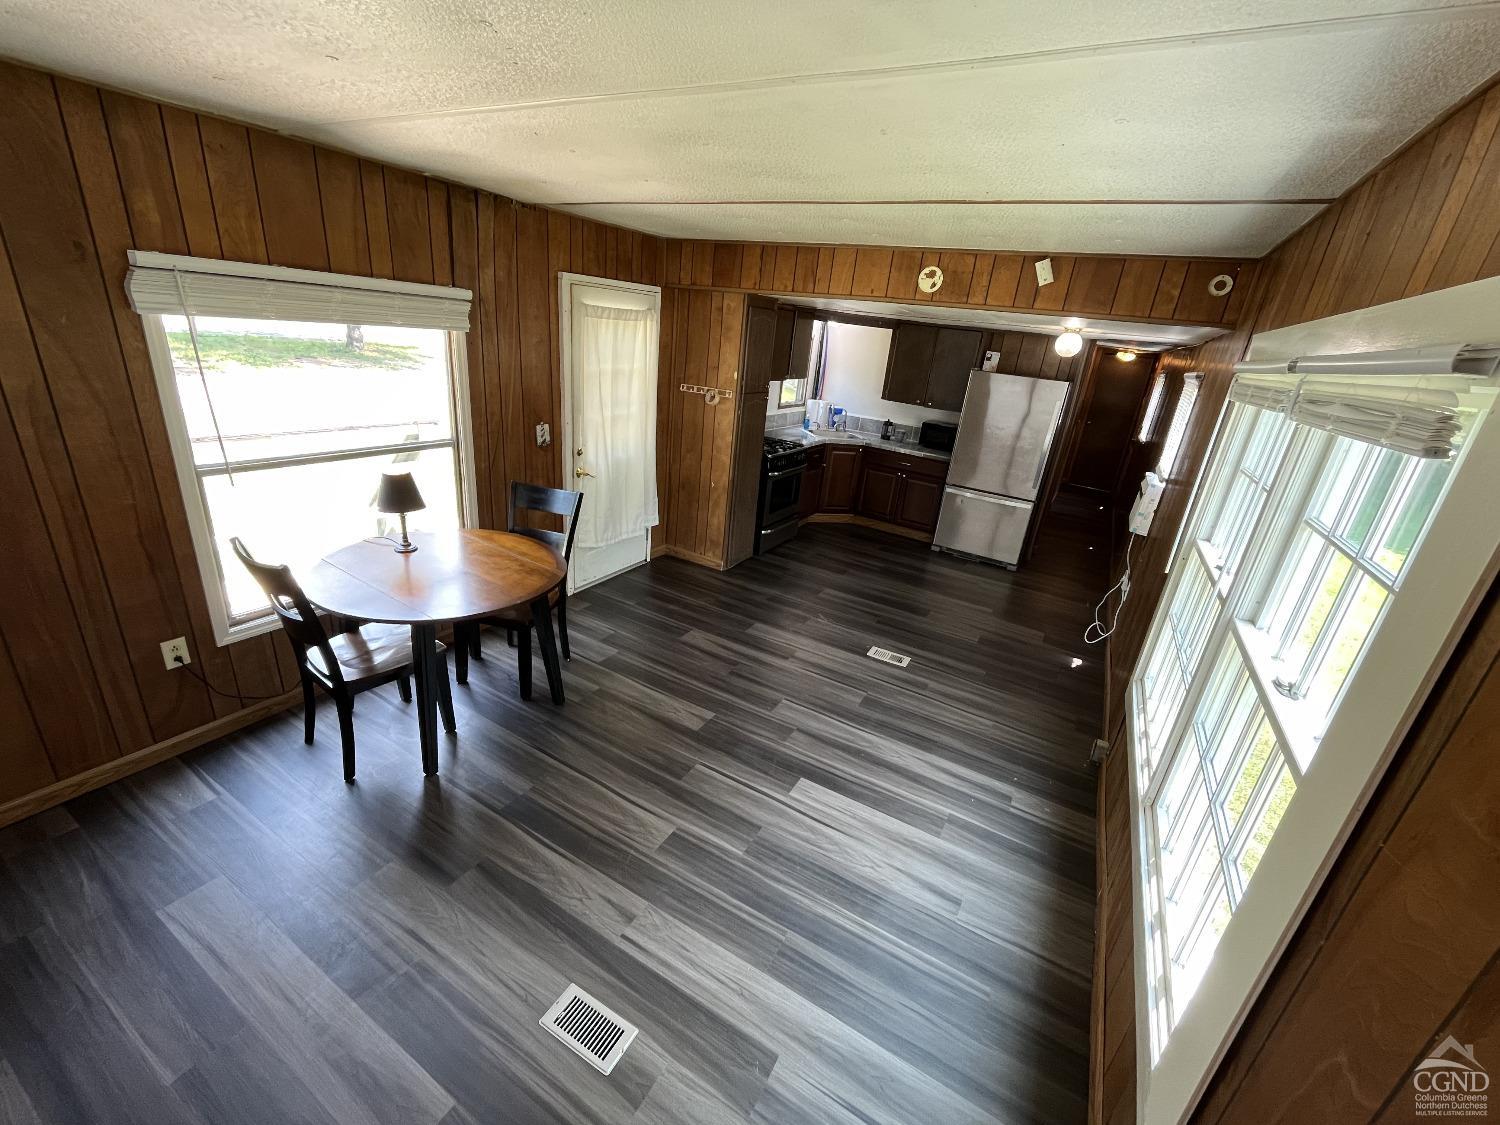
917,265 -> 944,294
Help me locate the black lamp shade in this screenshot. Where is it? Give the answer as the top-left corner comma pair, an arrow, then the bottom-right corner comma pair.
376,470 -> 426,515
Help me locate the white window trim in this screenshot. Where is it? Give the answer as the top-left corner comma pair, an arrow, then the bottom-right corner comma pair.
142,317 -> 477,646
1127,282 -> 1500,1125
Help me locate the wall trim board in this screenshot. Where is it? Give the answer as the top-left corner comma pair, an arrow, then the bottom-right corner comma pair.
655,544 -> 728,570
0,687 -> 300,830
659,274 -> 1241,330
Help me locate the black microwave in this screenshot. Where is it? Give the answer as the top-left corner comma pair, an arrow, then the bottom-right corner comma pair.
918,421 -> 958,452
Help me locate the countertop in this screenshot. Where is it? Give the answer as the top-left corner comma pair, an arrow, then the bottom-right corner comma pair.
769,426 -> 952,463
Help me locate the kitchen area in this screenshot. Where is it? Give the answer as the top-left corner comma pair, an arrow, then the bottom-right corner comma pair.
747,300 -> 1080,568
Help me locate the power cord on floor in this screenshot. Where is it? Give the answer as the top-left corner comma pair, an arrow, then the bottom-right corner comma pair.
172,654 -> 287,701
1084,534 -> 1135,645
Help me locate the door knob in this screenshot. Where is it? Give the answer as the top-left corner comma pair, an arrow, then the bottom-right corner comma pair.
575,466 -> 594,478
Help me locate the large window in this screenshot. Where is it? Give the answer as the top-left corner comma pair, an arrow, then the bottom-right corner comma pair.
1125,281 -> 1500,1117
1131,371 -> 1490,1089
133,254 -> 473,643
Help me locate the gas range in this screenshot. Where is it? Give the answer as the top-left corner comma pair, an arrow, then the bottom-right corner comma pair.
757,437 -> 808,554
762,436 -> 806,470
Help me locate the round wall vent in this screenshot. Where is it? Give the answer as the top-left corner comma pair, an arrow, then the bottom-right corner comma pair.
1208,273 -> 1235,297
917,265 -> 944,294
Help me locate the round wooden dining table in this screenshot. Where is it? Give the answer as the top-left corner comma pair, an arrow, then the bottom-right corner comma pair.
300,529 -> 567,775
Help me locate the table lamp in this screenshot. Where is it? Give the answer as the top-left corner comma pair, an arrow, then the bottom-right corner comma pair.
376,470 -> 425,553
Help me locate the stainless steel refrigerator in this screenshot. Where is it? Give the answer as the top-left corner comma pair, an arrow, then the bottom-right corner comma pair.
932,370 -> 1069,567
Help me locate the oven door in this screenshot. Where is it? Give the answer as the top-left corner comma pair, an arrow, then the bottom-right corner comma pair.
761,463 -> 804,527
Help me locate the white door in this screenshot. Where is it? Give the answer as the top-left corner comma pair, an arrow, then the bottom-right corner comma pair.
559,273 -> 661,591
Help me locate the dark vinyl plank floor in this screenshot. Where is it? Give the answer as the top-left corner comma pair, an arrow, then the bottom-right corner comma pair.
0,495 -> 1109,1125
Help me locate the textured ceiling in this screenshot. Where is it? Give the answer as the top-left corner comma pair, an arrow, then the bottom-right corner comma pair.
3,0 -> 1498,256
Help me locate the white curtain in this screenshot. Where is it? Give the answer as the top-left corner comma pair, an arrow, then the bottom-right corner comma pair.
574,302 -> 657,548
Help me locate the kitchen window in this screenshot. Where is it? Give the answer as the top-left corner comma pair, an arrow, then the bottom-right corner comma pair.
1128,337 -> 1499,1124
129,253 -> 474,644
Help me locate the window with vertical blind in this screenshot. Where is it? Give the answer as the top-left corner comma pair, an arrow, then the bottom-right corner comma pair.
129,252 -> 475,644
1128,340 -> 1499,1123
1156,372 -> 1201,478
1137,371 -> 1168,441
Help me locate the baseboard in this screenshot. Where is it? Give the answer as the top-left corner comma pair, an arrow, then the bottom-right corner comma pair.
802,512 -> 934,543
0,688 -> 300,829
655,544 -> 727,569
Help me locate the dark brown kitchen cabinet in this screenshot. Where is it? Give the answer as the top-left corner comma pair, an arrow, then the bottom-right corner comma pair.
771,306 -> 796,382
788,312 -> 820,382
883,323 -> 937,406
881,323 -> 982,411
895,474 -> 944,530
820,446 -> 862,512
858,448 -> 949,533
741,298 -> 780,395
799,445 -> 825,519
856,463 -> 902,522
926,327 -> 983,411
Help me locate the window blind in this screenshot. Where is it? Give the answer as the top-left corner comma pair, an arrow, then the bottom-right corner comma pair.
125,251 -> 472,331
1230,343 -> 1499,459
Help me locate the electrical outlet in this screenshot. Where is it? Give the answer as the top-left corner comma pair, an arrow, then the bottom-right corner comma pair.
535,422 -> 551,447
1035,257 -> 1054,287
160,636 -> 190,670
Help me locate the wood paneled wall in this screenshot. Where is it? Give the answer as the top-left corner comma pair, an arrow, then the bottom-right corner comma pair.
0,59 -> 660,820
1092,74 -> 1500,1125
661,240 -> 1254,328
655,287 -> 748,568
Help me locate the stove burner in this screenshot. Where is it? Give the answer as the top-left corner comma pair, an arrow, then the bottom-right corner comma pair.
763,437 -> 802,455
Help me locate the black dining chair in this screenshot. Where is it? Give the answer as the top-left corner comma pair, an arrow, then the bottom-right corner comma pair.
454,482 -> 582,697
232,538 -> 455,781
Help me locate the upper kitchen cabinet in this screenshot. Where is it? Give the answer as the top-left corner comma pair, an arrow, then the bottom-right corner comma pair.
741,298 -> 780,395
788,312 -> 821,382
771,306 -> 796,379
883,323 -> 936,405
926,328 -> 983,411
881,323 -> 982,411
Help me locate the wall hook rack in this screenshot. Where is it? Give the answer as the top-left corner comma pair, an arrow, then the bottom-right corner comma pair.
680,383 -> 732,405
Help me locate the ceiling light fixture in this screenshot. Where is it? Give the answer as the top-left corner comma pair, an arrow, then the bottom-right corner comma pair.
1116,349 -> 1138,362
1055,330 -> 1084,358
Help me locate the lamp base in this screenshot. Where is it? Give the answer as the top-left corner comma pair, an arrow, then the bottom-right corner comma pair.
393,513 -> 418,553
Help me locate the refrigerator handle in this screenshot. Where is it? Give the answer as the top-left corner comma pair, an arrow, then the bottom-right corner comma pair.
1031,397 -> 1067,492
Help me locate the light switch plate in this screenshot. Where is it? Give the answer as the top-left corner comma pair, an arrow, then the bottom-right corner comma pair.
535,422 -> 551,447
1035,257 -> 1054,287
